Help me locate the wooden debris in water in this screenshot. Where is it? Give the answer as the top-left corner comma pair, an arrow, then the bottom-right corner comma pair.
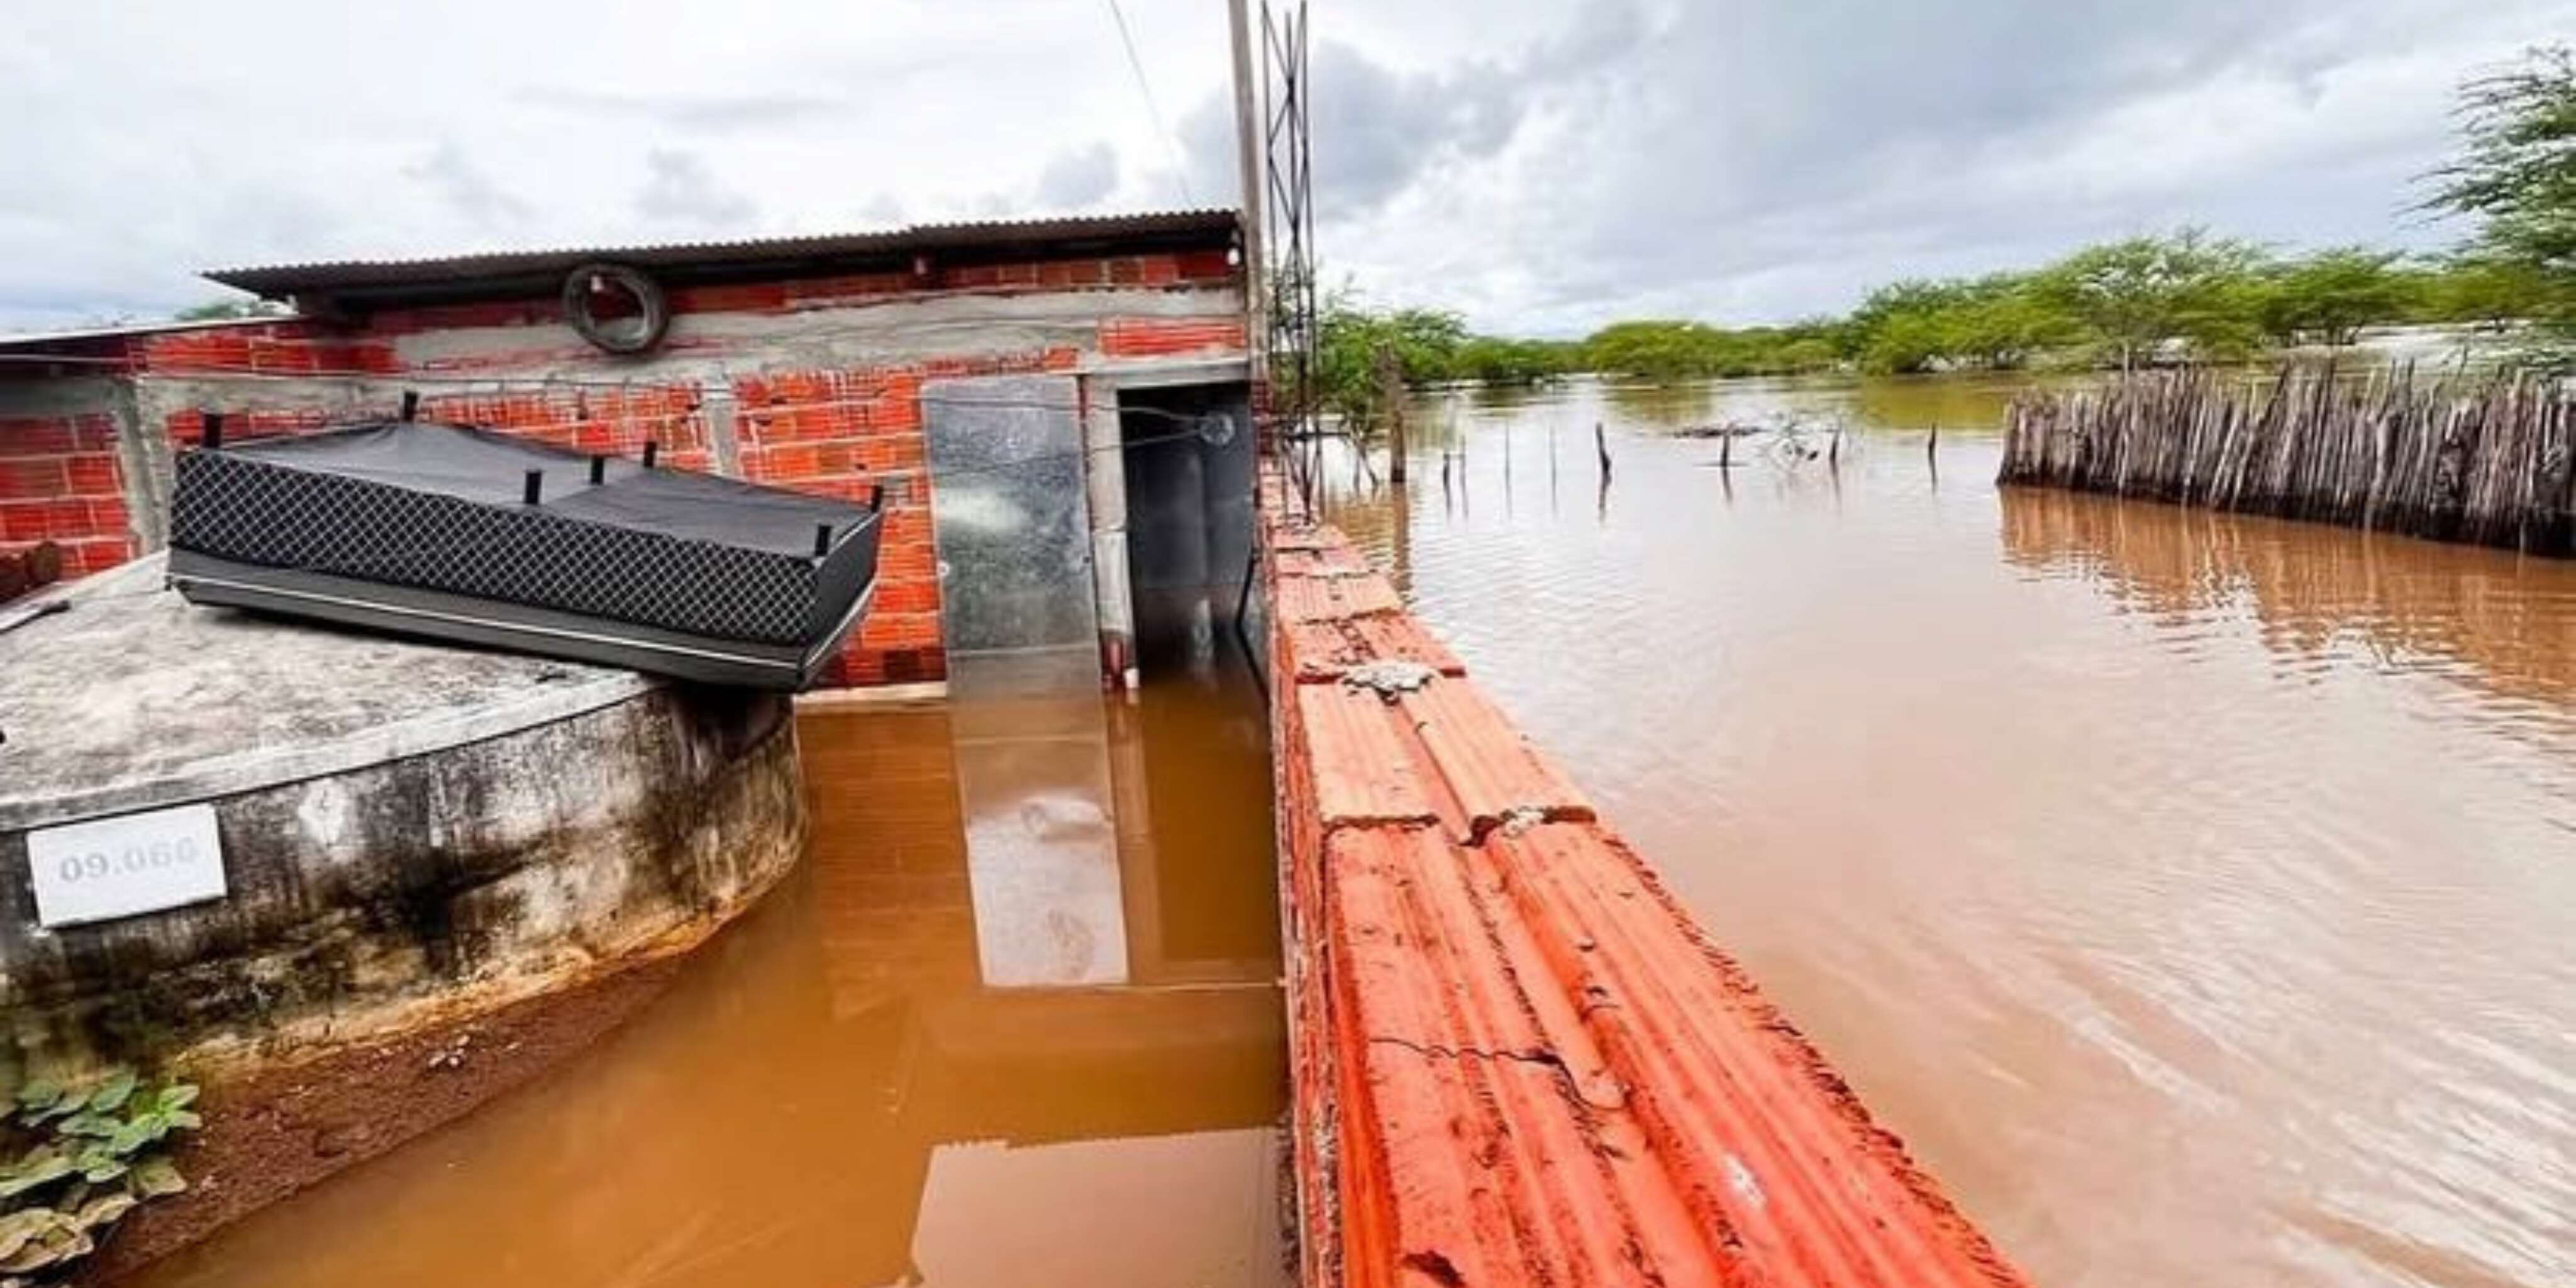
1999,367 -> 2575,557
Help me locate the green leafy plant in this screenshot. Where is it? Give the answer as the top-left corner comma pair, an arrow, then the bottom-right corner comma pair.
0,1069 -> 198,1282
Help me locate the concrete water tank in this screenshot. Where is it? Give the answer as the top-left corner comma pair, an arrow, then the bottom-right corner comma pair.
0,554 -> 806,1086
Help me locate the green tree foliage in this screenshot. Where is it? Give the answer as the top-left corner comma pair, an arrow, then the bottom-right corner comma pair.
1309,294 -> 1580,429
1312,296 -> 1464,426
172,297 -> 290,322
2033,228 -> 2270,368
2254,247 -> 2421,346
1579,320 -> 1843,379
1841,274 -> 2082,373
1453,336 -> 1578,385
2421,257 -> 2559,331
2428,45 -> 2576,350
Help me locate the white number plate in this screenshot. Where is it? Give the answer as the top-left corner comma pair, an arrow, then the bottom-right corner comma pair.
26,804 -> 228,928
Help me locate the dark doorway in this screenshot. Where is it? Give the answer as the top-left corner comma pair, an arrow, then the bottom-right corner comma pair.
1111,380 -> 1272,982
1118,382 -> 1257,675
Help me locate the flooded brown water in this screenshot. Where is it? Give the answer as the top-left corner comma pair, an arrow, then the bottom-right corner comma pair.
135,667 -> 1288,1287
1322,374 -> 2576,1288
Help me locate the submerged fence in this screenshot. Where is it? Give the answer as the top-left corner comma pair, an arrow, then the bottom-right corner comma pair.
1999,368 -> 2575,557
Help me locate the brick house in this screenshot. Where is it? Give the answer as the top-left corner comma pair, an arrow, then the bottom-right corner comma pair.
0,211 -> 1254,693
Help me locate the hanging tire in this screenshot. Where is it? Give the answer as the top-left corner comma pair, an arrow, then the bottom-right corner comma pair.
562,263 -> 670,355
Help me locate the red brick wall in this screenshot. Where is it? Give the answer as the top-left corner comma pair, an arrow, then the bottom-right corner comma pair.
732,346 -> 1089,687
37,243 -> 1245,688
138,323 -> 397,376
1101,315 -> 1250,358
350,248 -> 1240,375
0,411 -> 134,577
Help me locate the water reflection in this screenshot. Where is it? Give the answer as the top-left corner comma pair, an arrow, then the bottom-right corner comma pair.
139,686 -> 1286,1288
2002,485 -> 2576,719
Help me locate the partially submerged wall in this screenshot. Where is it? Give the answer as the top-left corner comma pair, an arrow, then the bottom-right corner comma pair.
1260,474 -> 2032,1287
0,562 -> 806,1086
0,242 -> 1248,690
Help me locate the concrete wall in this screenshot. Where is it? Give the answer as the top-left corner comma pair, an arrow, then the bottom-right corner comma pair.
0,245 -> 1249,689
0,683 -> 805,1085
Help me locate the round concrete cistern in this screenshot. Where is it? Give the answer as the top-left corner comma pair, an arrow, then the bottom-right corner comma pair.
0,553 -> 807,1088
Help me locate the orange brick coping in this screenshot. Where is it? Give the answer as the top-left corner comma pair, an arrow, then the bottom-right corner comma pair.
1262,472 -> 2031,1287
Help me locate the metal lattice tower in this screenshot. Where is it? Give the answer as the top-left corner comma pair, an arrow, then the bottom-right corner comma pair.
1258,0 -> 1323,502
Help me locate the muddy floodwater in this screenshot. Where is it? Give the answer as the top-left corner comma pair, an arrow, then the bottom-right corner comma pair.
1320,374 -> 2576,1288
135,663 -> 1287,1287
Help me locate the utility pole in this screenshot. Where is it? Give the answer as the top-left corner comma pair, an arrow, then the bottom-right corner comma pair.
1227,0 -> 1269,389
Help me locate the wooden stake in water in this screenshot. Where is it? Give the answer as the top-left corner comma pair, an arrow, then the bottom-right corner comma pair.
1378,345 -> 1408,485
1595,423 -> 1612,481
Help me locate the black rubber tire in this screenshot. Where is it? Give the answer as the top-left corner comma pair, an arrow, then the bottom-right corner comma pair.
561,263 -> 671,355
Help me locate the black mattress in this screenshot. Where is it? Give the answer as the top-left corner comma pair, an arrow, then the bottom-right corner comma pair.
168,421 -> 882,689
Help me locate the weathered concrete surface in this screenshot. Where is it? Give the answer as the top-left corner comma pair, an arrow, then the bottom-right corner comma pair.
0,555 -> 655,830
0,559 -> 804,1085
1262,474 -> 2033,1288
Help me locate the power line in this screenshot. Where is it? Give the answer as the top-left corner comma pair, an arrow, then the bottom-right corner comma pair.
1101,0 -> 1197,207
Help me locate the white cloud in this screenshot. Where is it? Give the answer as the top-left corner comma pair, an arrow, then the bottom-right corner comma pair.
0,0 -> 2567,334
635,148 -> 757,229
1036,142 -> 1123,210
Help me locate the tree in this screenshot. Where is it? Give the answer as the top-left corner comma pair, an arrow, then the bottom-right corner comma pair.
2256,248 -> 2419,347
1582,320 -> 1726,379
2035,229 -> 2270,369
2428,45 -> 2576,350
172,297 -> 291,321
2425,257 -> 2558,331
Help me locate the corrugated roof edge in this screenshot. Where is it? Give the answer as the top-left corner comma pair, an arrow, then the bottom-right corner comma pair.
0,314 -> 301,357
203,208 -> 1242,299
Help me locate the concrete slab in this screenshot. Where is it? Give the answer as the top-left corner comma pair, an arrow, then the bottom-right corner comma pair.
0,554 -> 651,831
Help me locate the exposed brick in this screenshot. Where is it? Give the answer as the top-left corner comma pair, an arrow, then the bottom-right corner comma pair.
62,536 -> 135,575
0,502 -> 48,543
671,282 -> 791,314
0,458 -> 67,501
85,497 -> 130,536
0,418 -> 87,457
1101,315 -> 1250,359
64,453 -> 119,496
872,579 -> 938,615
1175,248 -> 1236,280
750,444 -> 822,481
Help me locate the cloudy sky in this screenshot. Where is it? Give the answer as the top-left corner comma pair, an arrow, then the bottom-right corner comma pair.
3,0 -> 2568,336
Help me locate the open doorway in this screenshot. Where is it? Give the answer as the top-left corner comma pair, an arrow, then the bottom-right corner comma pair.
1106,380 -> 1272,984
1117,382 -> 1257,679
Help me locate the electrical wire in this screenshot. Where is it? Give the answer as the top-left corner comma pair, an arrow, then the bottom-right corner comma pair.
1101,0 -> 1197,206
